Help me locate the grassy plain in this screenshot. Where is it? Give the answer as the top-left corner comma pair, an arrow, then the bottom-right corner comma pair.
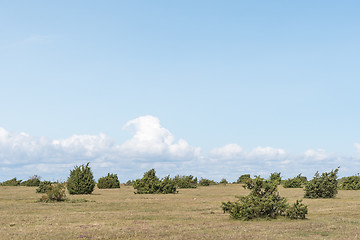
0,184 -> 360,239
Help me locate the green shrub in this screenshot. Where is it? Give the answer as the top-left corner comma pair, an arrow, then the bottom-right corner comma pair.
159,175 -> 177,194
40,183 -> 67,202
21,175 -> 41,186
285,200 -> 308,219
283,174 -> 307,188
133,169 -> 177,194
340,175 -> 360,190
198,178 -> 216,186
304,168 -> 339,198
220,178 -> 228,184
1,177 -> 22,186
67,163 -> 96,195
124,180 -> 135,186
269,172 -> 282,186
173,175 -> 197,188
237,174 -> 251,184
97,173 -> 120,189
133,169 -> 160,194
222,177 -> 308,220
299,176 -> 308,183
36,181 -> 53,193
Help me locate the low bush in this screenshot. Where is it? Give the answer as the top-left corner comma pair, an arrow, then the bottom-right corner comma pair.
283,174 -> 307,188
198,178 -> 217,186
237,174 -> 250,184
67,163 -> 96,195
97,173 -> 120,189
36,181 -> 53,193
1,177 -> 22,186
340,175 -> 360,190
269,172 -> 282,186
304,168 -> 339,198
21,175 -> 41,187
39,183 -> 67,202
159,175 -> 177,194
220,178 -> 228,184
124,180 -> 135,186
285,200 -> 308,219
173,175 -> 197,188
222,177 -> 308,220
133,169 -> 177,194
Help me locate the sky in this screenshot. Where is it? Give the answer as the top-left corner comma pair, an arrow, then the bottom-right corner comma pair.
1,1 -> 360,182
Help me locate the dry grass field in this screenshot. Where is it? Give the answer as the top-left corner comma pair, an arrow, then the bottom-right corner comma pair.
1,184 -> 360,239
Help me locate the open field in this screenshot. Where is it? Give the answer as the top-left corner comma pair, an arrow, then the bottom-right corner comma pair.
1,185 -> 360,239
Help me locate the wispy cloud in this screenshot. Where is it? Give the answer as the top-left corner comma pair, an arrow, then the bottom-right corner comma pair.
21,35 -> 54,45
354,143 -> 360,157
0,35 -> 55,50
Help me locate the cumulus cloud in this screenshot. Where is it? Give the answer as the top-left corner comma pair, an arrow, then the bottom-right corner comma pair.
53,133 -> 115,158
304,149 -> 328,161
0,116 -> 202,180
209,144 -> 243,160
0,116 -> 359,181
0,127 -> 52,164
120,116 -> 200,160
246,147 -> 287,160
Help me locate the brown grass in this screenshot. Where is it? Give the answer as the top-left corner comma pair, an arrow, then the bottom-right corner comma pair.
0,184 -> 360,239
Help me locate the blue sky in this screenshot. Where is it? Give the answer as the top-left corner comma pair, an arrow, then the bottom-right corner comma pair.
1,1 -> 360,182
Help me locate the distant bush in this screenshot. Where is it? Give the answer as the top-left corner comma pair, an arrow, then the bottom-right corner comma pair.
299,176 -> 308,183
269,172 -> 282,186
220,178 -> 228,184
21,175 -> 41,187
40,183 -> 67,202
283,174 -> 307,188
67,163 -> 96,195
198,178 -> 217,186
1,177 -> 22,186
237,174 -> 251,184
222,177 -> 308,220
173,175 -> 197,188
304,168 -> 339,199
97,173 -> 120,189
124,180 -> 135,186
340,175 -> 360,190
133,169 -> 177,194
36,181 -> 53,193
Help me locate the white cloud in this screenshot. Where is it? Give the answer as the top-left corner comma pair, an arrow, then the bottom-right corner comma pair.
0,116 -> 202,181
209,145 -> 286,162
246,146 -> 287,160
209,144 -> 243,160
0,127 -> 52,164
53,133 -> 115,158
304,149 -> 328,161
120,116 -> 200,160
0,116 -> 359,182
